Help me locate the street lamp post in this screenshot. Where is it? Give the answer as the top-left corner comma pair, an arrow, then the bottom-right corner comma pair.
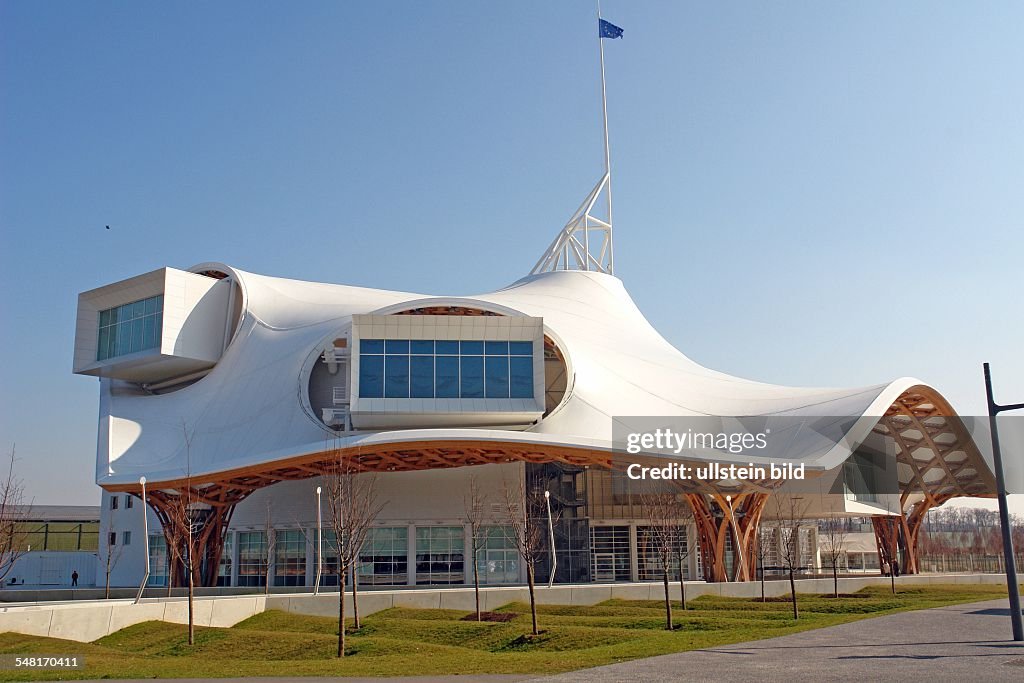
984,362 -> 1024,641
725,495 -> 747,582
134,476 -> 149,604
544,490 -> 556,588
314,486 -> 323,596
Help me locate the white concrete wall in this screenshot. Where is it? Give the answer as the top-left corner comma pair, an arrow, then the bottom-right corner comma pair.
0,573 -> 1008,643
99,490 -> 160,588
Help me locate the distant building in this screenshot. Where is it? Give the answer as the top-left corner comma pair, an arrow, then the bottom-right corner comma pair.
4,506 -> 100,588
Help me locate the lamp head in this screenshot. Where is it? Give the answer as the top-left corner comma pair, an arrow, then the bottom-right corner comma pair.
544,490 -> 550,498
316,486 -> 322,494
139,476 -> 146,486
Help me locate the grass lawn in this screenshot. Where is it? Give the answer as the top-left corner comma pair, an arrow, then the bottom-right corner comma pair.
0,584 -> 1011,680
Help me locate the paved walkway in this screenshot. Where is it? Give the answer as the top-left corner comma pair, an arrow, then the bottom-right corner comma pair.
528,599 -> 1024,682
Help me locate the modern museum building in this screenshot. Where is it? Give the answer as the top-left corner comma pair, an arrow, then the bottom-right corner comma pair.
73,247 -> 998,590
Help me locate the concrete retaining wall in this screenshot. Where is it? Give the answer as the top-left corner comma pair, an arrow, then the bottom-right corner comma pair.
1,573 -> 1008,643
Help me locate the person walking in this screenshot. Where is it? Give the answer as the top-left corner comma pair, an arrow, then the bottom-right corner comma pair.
71,570 -> 78,587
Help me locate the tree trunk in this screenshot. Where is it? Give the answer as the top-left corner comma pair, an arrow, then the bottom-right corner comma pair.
188,565 -> 195,645
337,576 -> 346,658
526,563 -> 538,636
832,563 -> 838,598
662,567 -> 673,630
352,570 -> 360,629
473,546 -> 481,621
788,568 -> 798,620
105,569 -> 111,599
678,556 -> 687,611
760,566 -> 765,603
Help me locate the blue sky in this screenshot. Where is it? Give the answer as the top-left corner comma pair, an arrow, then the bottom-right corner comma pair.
1,2 -> 1022,508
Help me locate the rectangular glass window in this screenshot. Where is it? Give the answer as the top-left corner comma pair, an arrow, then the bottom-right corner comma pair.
357,527 -> 408,586
359,355 -> 385,398
485,341 -> 508,355
509,341 -> 533,356
385,339 -> 409,354
435,356 -> 459,398
97,295 -> 163,361
361,339 -> 385,354
147,535 -> 168,587
416,526 -> 465,585
218,535 -> 233,587
485,356 -> 509,398
410,355 -> 434,398
435,340 -> 459,355
460,341 -> 484,355
476,526 -> 519,584
122,531 -> 132,545
410,340 -> 434,354
510,356 -> 534,398
357,336 -> 537,401
237,531 -> 268,587
273,530 -> 307,587
384,354 -> 410,398
460,355 -> 484,398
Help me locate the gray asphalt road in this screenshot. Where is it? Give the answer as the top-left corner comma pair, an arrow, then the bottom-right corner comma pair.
527,598 -> 1024,682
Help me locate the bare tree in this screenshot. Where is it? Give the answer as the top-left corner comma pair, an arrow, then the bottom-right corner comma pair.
639,491 -> 691,630
772,496 -> 811,620
102,525 -> 125,598
464,474 -> 487,621
159,422 -> 201,645
324,452 -> 382,658
819,517 -> 848,598
755,523 -> 773,603
263,502 -> 276,595
0,446 -> 30,587
503,475 -> 554,636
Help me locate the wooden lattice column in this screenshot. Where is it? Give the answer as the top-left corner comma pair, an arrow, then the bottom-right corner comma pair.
148,489 -> 242,588
871,515 -> 900,575
901,495 -> 953,575
685,492 -> 770,582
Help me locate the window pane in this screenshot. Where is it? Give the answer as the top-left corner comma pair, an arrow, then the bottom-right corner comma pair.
460,341 -> 484,355
410,355 -> 434,398
98,328 -> 110,361
410,340 -> 433,354
510,357 -> 534,398
509,341 -> 533,356
384,354 -> 410,398
485,356 -> 509,398
116,321 -> 131,356
436,356 -> 459,398
131,318 -> 145,353
359,355 -> 384,398
460,356 -> 484,398
361,339 -> 384,354
99,309 -> 111,327
385,339 -> 409,354
143,315 -> 158,350
154,295 -> 163,312
485,341 -> 508,355
435,340 -> 459,355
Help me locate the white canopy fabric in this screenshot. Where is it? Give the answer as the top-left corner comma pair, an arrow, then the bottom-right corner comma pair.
95,264 -> 980,488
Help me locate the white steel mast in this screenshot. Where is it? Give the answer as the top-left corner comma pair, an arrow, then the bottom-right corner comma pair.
531,2 -> 618,276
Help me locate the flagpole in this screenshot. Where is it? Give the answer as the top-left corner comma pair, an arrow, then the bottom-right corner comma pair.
597,0 -> 614,273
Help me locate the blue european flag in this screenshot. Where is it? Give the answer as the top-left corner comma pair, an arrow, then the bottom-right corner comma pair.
599,19 -> 623,39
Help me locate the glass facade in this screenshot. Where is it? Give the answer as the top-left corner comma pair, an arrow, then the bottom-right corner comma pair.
218,535 -> 233,586
590,526 -> 631,582
637,526 -> 691,581
97,295 -> 163,361
475,526 -> 519,584
359,339 -> 534,399
415,526 -> 465,584
147,534 -> 169,587
357,527 -> 408,586
273,530 -> 307,586
237,531 -> 268,587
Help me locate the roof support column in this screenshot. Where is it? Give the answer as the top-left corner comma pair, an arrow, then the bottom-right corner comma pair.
684,492 -> 770,582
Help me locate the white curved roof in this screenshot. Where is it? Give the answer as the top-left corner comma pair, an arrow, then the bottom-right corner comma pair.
96,264 -> 968,487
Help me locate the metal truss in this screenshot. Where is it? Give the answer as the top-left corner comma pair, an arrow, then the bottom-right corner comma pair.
530,173 -> 614,275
